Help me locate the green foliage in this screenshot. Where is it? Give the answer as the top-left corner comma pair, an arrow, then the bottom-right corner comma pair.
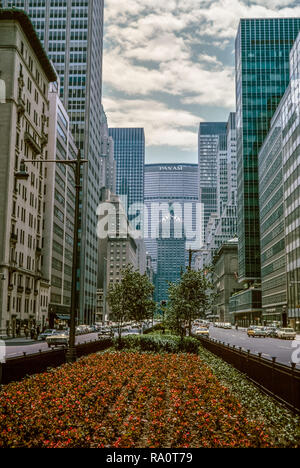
166,268 -> 213,336
197,346 -> 300,448
113,334 -> 200,354
143,322 -> 165,334
107,265 -> 156,340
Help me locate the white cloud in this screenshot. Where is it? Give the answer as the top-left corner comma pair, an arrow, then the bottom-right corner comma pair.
103,0 -> 300,153
103,97 -> 201,150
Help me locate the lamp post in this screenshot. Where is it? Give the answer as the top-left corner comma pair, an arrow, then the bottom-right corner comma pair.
18,151 -> 88,363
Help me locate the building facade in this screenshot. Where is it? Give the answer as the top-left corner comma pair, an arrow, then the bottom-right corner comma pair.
258,31 -> 300,331
282,32 -> 300,331
235,17 -> 300,326
196,114 -> 237,270
235,17 -> 300,284
97,189 -> 139,323
198,122 -> 227,241
258,105 -> 287,326
212,239 -> 240,323
44,82 -> 78,327
0,9 -> 56,336
144,164 -> 200,273
156,214 -> 186,303
99,105 -> 116,194
109,128 -> 145,222
3,0 -> 106,324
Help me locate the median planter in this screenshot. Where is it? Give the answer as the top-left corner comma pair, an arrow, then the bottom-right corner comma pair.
0,351 -> 274,448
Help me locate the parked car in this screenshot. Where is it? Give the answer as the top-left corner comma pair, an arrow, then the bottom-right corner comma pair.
194,327 -> 209,337
264,326 -> 278,338
46,331 -> 69,349
276,328 -> 296,340
98,327 -> 113,338
37,329 -> 59,341
247,326 -> 267,338
222,323 -> 232,329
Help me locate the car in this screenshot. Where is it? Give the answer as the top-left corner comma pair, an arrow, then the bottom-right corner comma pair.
37,329 -> 59,341
247,326 -> 267,338
222,323 -> 232,329
276,328 -> 297,340
98,327 -> 113,338
46,331 -> 69,348
264,326 -> 278,338
194,327 -> 209,337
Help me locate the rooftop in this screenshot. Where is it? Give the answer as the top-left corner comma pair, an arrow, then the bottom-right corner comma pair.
0,8 -> 57,82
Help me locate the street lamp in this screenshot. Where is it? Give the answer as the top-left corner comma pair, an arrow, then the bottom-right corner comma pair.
18,151 -> 88,363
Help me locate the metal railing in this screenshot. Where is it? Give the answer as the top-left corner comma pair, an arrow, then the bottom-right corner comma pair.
194,335 -> 300,414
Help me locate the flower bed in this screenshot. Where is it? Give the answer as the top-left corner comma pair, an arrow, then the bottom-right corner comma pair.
0,351 -> 275,448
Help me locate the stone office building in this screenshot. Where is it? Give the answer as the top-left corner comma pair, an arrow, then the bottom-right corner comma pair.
0,9 -> 56,336
212,238 -> 240,323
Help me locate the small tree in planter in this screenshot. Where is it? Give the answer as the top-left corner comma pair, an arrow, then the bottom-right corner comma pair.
166,268 -> 213,337
107,265 -> 155,344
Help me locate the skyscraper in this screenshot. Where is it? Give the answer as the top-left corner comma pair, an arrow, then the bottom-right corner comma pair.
156,214 -> 186,303
109,128 -> 145,222
231,17 -> 300,327
235,17 -> 300,284
258,30 -> 300,331
196,114 -> 237,269
2,0 -> 106,323
198,122 -> 227,242
144,164 -> 200,274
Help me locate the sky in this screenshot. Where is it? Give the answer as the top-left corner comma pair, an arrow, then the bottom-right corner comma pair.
102,0 -> 300,165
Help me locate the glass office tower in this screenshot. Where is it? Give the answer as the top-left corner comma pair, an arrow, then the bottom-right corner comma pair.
144,164 -> 200,273
2,0 -> 105,323
198,122 -> 227,242
235,18 -> 300,283
108,128 -> 145,219
156,214 -> 186,303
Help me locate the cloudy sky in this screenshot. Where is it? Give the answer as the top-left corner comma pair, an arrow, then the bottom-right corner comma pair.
102,0 -> 300,165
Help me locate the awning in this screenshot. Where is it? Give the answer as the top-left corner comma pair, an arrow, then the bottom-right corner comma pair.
56,314 -> 70,321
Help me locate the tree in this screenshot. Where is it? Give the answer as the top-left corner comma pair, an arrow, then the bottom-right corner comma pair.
107,265 -> 155,342
166,268 -> 213,337
107,281 -> 128,344
124,266 -> 156,333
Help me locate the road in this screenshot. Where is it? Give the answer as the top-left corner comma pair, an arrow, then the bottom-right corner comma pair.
4,332 -> 100,359
4,328 -> 142,359
5,326 -> 300,370
209,326 -> 300,369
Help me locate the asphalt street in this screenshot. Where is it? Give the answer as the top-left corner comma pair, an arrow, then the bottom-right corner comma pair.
4,332 -> 100,358
4,328 -> 141,359
209,326 -> 300,369
4,327 -> 300,369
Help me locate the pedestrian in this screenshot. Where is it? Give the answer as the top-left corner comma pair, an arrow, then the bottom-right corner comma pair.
30,327 -> 35,340
16,325 -> 21,337
235,323 -> 238,331
36,325 -> 40,337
